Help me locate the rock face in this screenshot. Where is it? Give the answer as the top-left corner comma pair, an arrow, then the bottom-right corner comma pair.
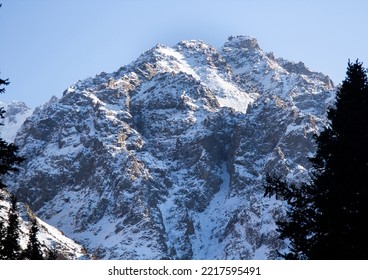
1,100 -> 88,259
7,35 -> 335,259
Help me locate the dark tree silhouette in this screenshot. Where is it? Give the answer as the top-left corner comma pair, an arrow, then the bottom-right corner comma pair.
2,195 -> 21,259
0,219 -> 6,258
265,60 -> 368,259
0,4 -> 31,260
0,74 -> 24,188
23,219 -> 44,260
0,77 -> 9,95
46,248 -> 59,260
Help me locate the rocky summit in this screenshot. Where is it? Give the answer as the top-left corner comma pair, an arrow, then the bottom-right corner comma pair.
6,35 -> 335,259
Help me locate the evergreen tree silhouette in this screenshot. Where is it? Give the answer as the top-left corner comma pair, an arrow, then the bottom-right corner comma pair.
265,60 -> 368,259
0,5 -> 28,260
46,248 -> 59,260
24,219 -> 44,260
0,219 -> 6,259
0,74 -> 24,188
2,195 -> 21,259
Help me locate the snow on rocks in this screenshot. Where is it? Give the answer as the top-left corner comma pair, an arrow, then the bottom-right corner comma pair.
5,35 -> 335,259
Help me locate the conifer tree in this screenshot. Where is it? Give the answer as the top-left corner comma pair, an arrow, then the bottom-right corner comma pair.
2,195 -> 21,259
0,73 -> 10,120
0,75 -> 24,259
1,8 -> 24,183
24,219 -> 43,260
0,75 -> 24,188
0,5 -> 27,260
265,60 -> 368,259
46,248 -> 59,260
0,77 -> 9,95
0,219 -> 6,259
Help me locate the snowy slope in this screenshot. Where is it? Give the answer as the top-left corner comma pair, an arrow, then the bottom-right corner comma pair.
7,35 -> 335,259
0,188 -> 88,259
0,101 -> 33,143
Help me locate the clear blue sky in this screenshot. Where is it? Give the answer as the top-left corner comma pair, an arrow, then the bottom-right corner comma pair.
1,0 -> 367,107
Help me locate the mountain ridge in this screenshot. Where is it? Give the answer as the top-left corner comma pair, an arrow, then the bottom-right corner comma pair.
6,35 -> 335,259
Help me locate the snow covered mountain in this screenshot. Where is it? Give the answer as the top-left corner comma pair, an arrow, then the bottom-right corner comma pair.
0,100 -> 89,259
7,35 -> 335,259
0,101 -> 33,143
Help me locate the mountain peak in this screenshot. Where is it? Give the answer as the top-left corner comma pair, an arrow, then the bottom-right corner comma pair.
224,35 -> 260,50
176,39 -> 211,50
6,35 -> 336,259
